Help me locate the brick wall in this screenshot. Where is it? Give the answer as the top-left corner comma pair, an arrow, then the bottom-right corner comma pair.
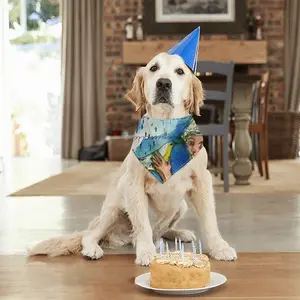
247,0 -> 284,110
104,0 -> 285,133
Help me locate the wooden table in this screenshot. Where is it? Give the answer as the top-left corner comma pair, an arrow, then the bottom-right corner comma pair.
200,74 -> 261,186
1,253 -> 300,299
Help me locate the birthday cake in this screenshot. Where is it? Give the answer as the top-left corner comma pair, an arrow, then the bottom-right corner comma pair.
150,240 -> 210,289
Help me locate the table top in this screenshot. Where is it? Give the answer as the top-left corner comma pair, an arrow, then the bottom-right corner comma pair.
1,253 -> 299,299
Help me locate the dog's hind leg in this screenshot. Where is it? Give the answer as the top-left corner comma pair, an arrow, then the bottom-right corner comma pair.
161,200 -> 196,242
100,213 -> 132,249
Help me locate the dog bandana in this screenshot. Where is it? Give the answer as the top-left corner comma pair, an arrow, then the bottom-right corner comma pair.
132,115 -> 203,183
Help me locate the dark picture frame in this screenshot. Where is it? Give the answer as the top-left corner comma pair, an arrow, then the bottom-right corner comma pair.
143,0 -> 247,35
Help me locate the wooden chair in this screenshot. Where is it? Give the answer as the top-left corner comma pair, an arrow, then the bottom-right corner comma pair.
249,71 -> 271,180
195,61 -> 235,193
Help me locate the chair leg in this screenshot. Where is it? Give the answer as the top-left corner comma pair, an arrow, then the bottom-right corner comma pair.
257,133 -> 264,177
211,136 -> 216,166
220,136 -> 224,180
263,131 -> 270,180
214,136 -> 219,177
208,136 -> 213,166
223,134 -> 229,193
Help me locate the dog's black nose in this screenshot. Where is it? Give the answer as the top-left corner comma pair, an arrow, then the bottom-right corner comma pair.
156,78 -> 172,91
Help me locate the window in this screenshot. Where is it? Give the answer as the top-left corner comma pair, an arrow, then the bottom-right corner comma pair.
8,0 -> 61,157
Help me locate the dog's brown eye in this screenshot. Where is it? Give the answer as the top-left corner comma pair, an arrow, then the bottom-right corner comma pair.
150,65 -> 158,72
176,68 -> 185,75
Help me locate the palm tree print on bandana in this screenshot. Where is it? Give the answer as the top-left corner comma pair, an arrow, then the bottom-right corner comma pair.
132,115 -> 203,183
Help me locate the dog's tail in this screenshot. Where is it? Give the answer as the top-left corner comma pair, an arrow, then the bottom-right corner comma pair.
27,231 -> 84,257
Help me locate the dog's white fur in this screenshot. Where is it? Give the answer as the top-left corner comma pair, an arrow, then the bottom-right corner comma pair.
28,53 -> 237,265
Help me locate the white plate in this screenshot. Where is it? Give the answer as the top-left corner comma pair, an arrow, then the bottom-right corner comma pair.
135,272 -> 227,295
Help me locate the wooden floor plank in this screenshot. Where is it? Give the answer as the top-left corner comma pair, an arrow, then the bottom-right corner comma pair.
1,253 -> 300,299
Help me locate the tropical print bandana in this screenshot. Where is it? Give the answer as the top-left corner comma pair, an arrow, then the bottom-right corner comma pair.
132,115 -> 203,183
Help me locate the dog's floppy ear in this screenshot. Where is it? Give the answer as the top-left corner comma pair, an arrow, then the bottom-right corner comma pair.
192,76 -> 204,116
186,75 -> 204,116
125,67 -> 146,111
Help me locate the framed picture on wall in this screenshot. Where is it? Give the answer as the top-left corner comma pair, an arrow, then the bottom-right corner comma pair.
143,0 -> 247,35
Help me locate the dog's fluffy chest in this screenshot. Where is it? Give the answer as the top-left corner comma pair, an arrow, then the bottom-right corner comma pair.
145,164 -> 194,211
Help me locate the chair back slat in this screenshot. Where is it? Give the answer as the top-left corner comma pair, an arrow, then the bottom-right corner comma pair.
205,90 -> 229,102
196,60 -> 235,76
251,81 -> 260,123
261,71 -> 271,127
252,71 -> 271,126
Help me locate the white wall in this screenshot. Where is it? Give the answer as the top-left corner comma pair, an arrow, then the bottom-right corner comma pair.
0,0 -> 12,159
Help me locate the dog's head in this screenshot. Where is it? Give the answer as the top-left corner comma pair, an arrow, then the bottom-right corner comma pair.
125,52 -> 204,119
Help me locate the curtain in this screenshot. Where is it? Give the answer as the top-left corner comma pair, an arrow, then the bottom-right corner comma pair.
61,0 -> 106,159
284,0 -> 300,112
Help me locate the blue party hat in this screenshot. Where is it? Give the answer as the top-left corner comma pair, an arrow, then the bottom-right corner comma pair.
167,27 -> 200,73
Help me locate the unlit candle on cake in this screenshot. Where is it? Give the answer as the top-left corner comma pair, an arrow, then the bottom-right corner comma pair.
192,240 -> 196,264
198,239 -> 202,255
180,243 -> 184,261
166,242 -> 169,257
160,238 -> 164,256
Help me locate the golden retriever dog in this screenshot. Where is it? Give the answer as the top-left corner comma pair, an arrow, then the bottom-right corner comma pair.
28,52 -> 237,265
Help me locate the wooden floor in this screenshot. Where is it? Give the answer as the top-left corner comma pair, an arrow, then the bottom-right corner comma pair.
1,253 -> 300,299
2,158 -> 300,299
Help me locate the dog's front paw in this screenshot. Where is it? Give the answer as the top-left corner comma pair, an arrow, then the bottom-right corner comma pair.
135,251 -> 155,266
163,229 -> 196,242
81,243 -> 104,260
210,240 -> 237,261
136,244 -> 156,266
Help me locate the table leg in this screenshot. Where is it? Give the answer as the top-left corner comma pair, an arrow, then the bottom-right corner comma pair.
232,83 -> 253,185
